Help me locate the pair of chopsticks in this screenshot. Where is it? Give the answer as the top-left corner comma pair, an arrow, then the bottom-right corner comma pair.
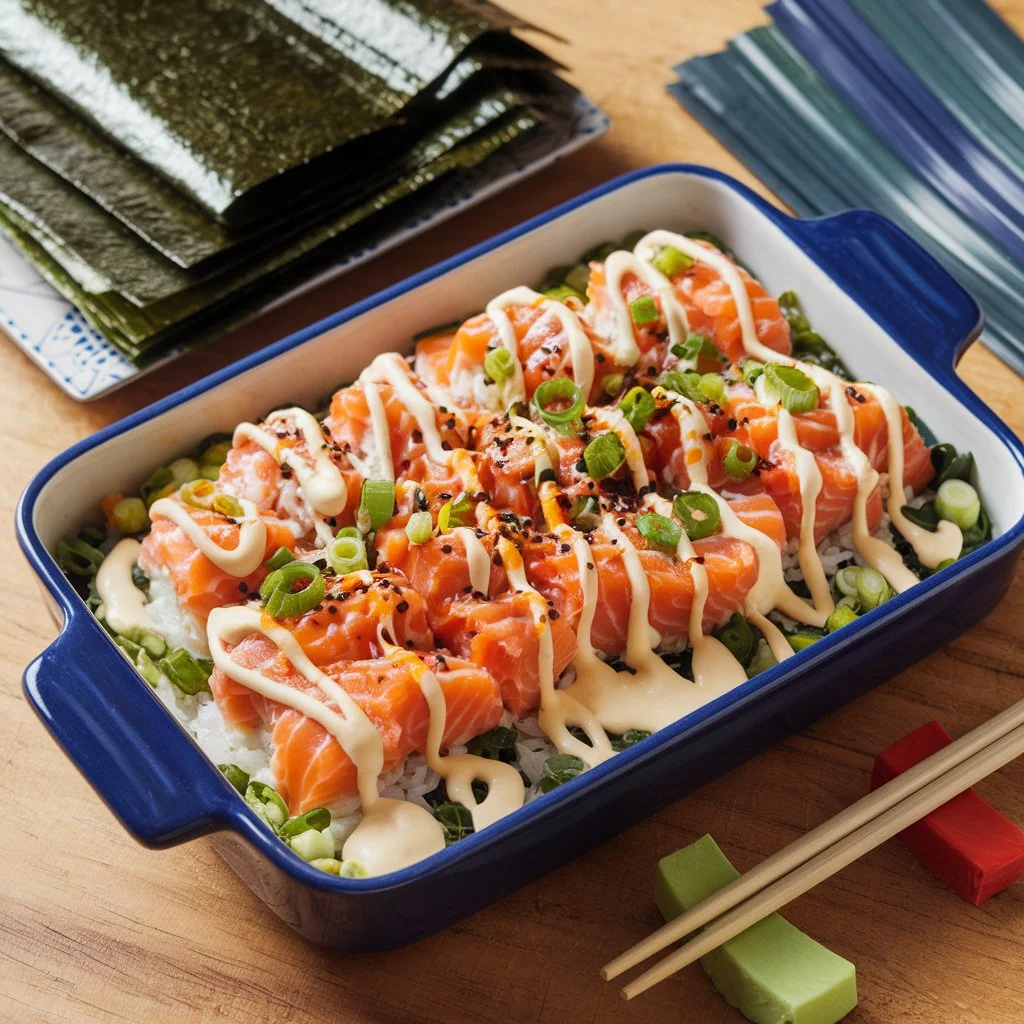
603,699 -> 1024,1001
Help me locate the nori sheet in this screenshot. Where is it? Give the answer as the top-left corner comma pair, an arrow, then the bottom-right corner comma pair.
0,0 -> 532,224
0,82 -> 545,307
0,106 -> 542,360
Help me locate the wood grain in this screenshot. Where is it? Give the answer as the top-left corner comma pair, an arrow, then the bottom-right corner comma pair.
1,2 -> 1022,1022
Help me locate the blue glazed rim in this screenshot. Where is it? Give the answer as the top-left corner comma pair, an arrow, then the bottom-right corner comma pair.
17,163 -> 1024,895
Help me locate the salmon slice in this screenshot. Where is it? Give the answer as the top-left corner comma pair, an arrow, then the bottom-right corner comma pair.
382,529 -> 505,605
211,636 -> 503,813
325,380 -> 468,485
430,590 -> 577,716
672,248 -> 792,364
138,505 -> 299,623
524,522 -> 761,655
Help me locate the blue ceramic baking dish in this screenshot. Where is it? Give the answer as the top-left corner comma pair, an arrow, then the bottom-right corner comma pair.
18,165 -> 1024,951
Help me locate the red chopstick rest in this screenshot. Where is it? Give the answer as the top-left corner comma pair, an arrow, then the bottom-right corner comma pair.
870,721 -> 1024,905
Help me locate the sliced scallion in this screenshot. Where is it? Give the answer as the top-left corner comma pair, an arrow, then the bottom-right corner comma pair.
141,466 -> 175,507
935,479 -> 981,530
699,373 -> 727,407
328,533 -> 368,576
855,568 -> 893,612
713,612 -> 754,665
741,359 -> 765,387
564,263 -> 590,295
570,495 -> 601,531
113,497 -> 148,534
245,781 -> 288,830
212,494 -> 245,519
290,827 -> 335,862
583,432 -> 625,480
544,284 -> 585,304
438,493 -> 473,533
834,565 -> 861,598
722,440 -> 757,480
763,363 -> 820,413
533,377 -> 585,434
265,546 -> 295,570
788,631 -> 822,651
260,562 -> 325,619
79,523 -> 107,546
601,373 -> 624,397
135,648 -> 161,688
620,386 -> 656,434
182,478 -> 216,509
55,537 -> 105,577
405,510 -> 433,545
651,244 -> 694,277
671,332 -> 722,364
159,647 -> 213,695
340,859 -> 369,878
629,295 -> 659,326
636,512 -> 681,551
672,491 -> 721,540
483,346 -> 515,385
357,479 -> 395,532
826,603 -> 858,633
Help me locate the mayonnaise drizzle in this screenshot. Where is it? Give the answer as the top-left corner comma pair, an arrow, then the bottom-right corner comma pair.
497,537 -> 614,767
149,495 -> 267,577
95,538 -> 155,638
362,381 -> 394,481
453,526 -> 491,596
360,353 -> 454,467
207,606 -> 445,876
234,408 -> 347,519
601,251 -> 690,366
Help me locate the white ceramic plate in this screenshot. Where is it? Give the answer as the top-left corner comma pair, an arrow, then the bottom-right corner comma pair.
0,93 -> 608,402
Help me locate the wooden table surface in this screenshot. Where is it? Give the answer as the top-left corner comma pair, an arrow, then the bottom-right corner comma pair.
3,2 -> 1023,1021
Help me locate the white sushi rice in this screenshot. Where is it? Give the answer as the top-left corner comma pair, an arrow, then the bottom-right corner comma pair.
148,481 -> 932,835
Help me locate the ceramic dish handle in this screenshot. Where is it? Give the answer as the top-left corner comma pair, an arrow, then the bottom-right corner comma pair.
787,208 -> 984,372
23,613 -> 231,847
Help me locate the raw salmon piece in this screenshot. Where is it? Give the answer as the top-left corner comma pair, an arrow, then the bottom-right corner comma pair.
430,590 -> 577,716
211,637 -> 503,813
524,523 -> 761,655
382,529 -> 505,605
138,506 -> 298,623
325,380 -> 468,485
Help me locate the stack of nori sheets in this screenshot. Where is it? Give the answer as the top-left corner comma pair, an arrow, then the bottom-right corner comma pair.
0,0 -> 579,364
669,0 -> 1024,376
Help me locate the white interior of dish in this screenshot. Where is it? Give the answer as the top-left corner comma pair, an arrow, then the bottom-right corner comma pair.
31,170 -> 1023,560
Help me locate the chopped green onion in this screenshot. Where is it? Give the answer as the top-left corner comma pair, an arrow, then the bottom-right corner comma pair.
246,781 -> 288,830
935,479 -> 981,530
265,546 -> 295,570
200,438 -> 232,467
340,859 -> 369,878
620,386 -> 656,434
405,510 -> 433,545
212,494 -> 245,519
136,630 -> 167,658
629,295 -> 659,326
141,466 -> 175,506
533,377 -> 585,434
741,359 -> 765,387
218,764 -> 250,795
934,558 -> 957,572
168,458 -> 201,486
826,603 -> 858,633
610,729 -> 651,752
713,612 -> 754,665
260,562 -> 325,618
788,631 -> 823,651
570,495 -> 602,531
601,373 -> 624,397
357,479 -> 395,532
746,638 -> 778,677
279,807 -> 332,839
583,432 -> 625,480
651,244 -> 694,277
467,726 -> 519,763
199,464 -> 221,481
79,522 -> 107,546
671,332 -> 722,364
722,440 -> 757,480
158,647 -> 213,694
114,635 -> 141,660
834,565 -> 861,598
182,478 -> 216,509
290,827 -> 335,862
564,263 -> 590,295
134,648 -> 161,687
763,363 -> 820,413
901,501 -> 939,532
659,369 -> 705,404
672,491 -> 721,540
544,284 -> 585,304
538,753 -> 586,793
699,373 -> 727,407
855,568 -> 893,612
311,858 -> 343,875
636,512 -> 682,551
328,534 -> 368,575
434,802 -> 474,845
437,492 -> 473,533
55,537 -> 105,577
483,346 -> 515,384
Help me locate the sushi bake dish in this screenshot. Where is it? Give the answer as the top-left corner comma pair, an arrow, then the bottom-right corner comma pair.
54,228 -> 992,880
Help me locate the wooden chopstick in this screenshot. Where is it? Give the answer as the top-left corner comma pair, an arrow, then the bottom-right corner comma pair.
603,697 -> 1024,983
616,718 -> 1024,1000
